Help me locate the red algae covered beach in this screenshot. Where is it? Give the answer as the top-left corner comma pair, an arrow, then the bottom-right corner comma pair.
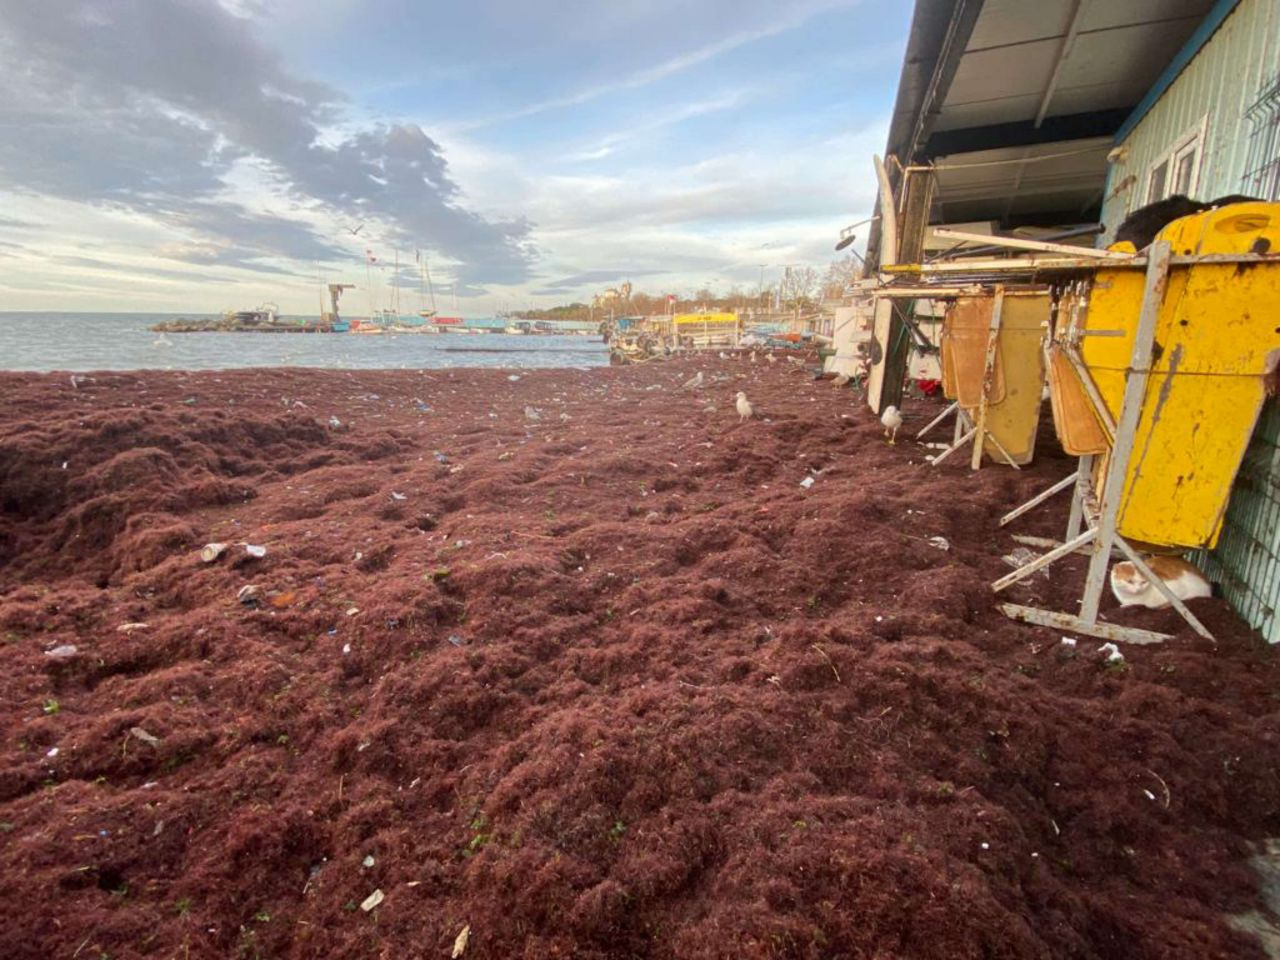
0,358 -> 1277,959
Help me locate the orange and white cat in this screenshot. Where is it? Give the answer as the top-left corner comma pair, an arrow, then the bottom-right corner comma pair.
1109,556 -> 1212,609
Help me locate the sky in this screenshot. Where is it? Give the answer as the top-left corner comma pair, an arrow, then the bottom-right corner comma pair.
0,0 -> 911,315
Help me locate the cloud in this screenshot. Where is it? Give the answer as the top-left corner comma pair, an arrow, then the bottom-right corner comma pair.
530,267 -> 667,296
0,0 -> 533,288
447,0 -> 858,131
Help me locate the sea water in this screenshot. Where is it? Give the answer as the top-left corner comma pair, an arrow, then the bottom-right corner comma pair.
0,313 -> 609,372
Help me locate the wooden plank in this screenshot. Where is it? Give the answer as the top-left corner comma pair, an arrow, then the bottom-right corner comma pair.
998,471 -> 1078,527
991,528 -> 1096,593
999,604 -> 1173,645
1078,242 -> 1171,625
931,227 -> 1132,260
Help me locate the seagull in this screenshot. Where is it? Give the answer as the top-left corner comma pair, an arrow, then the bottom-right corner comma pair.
736,391 -> 754,421
346,222 -> 366,237
683,371 -> 704,390
881,404 -> 903,444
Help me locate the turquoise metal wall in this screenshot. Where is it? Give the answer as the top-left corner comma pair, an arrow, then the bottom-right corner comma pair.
1099,0 -> 1280,642
1099,0 -> 1280,236
1197,399 -> 1280,644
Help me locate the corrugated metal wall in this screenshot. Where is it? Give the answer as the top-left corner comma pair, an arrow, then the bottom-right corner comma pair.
1198,400 -> 1280,644
1098,0 -> 1280,642
1100,0 -> 1280,236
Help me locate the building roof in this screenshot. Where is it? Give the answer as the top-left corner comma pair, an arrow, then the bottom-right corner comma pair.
879,0 -> 1230,229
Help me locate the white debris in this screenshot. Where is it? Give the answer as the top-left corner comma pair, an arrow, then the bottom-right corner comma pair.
342,643 -> 352,655
390,492 -> 407,501
1098,642 -> 1124,664
117,622 -> 149,633
360,889 -> 385,912
46,747 -> 59,758
452,925 -> 471,957
1060,637 -> 1077,647
200,542 -> 228,563
799,476 -> 815,490
362,855 -> 375,868
243,544 -> 267,559
130,727 -> 162,747
44,645 -> 79,659
927,536 -> 950,551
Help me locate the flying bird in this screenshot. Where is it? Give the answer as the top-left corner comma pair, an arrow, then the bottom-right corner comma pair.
736,391 -> 755,421
346,222 -> 366,237
880,405 -> 903,444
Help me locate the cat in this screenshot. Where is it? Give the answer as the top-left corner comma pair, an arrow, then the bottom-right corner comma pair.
1109,555 -> 1212,609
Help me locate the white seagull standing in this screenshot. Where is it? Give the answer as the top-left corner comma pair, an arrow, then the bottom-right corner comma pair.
683,371 -> 704,390
735,391 -> 755,421
880,404 -> 903,444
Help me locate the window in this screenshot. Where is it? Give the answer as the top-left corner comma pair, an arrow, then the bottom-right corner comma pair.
1147,159 -> 1169,203
1242,73 -> 1280,201
1145,120 -> 1206,203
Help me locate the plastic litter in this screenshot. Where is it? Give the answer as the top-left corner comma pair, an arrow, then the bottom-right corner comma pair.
130,727 -> 162,747
1098,642 -> 1125,664
452,925 -> 471,958
927,536 -> 950,551
237,585 -> 261,607
243,544 -> 267,559
799,476 -> 815,490
117,622 -> 149,633
200,542 -> 228,563
360,889 -> 385,912
44,645 -> 78,659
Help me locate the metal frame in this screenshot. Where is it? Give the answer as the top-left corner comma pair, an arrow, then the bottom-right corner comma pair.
925,287 -> 1023,470
991,242 -> 1216,645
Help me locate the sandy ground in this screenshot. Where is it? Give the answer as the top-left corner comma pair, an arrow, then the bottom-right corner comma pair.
0,356 -> 1277,959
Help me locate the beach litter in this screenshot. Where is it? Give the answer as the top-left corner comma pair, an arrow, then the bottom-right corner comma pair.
360,889 -> 384,912
243,543 -> 267,559
44,645 -> 79,659
200,542 -> 228,563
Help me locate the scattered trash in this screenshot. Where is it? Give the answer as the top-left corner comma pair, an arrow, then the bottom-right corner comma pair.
927,536 -> 950,551
237,585 -> 261,608
1098,642 -> 1125,664
44,645 -> 78,659
360,889 -> 385,912
497,451 -> 513,461
342,643 -> 352,655
524,406 -> 542,421
980,842 -> 990,850
117,622 -> 149,633
452,925 -> 471,958
200,542 -> 228,563
46,747 -> 59,758
434,452 -> 449,464
1144,789 -> 1157,801
346,607 -> 360,617
243,543 -> 267,559
447,634 -> 467,647
1001,547 -> 1048,577
328,416 -> 342,429
799,476 -> 815,490
390,492 -> 407,501
1060,637 -> 1077,648
362,855 -> 375,869
507,374 -> 520,382
130,727 -> 162,747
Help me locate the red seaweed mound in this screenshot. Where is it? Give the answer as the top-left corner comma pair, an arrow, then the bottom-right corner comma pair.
0,362 -> 1276,959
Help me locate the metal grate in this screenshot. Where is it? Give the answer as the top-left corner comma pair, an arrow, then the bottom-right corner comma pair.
1199,398 -> 1280,643
1242,73 -> 1280,201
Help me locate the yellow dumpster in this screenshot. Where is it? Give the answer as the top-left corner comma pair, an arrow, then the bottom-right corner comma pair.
1080,202 -> 1280,548
941,292 -> 1048,465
